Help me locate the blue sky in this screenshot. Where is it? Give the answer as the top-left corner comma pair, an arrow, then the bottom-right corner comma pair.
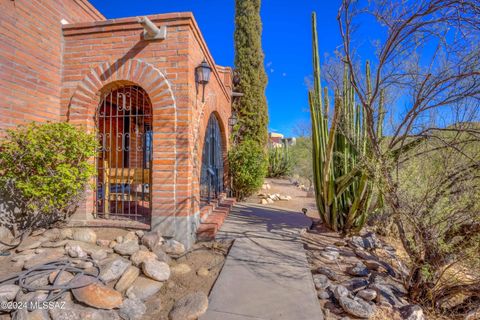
89,1 -> 366,137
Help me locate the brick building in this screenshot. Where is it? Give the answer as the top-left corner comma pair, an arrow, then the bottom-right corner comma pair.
0,0 -> 234,247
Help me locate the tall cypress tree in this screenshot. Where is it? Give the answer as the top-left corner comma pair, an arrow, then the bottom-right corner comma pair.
233,0 -> 268,145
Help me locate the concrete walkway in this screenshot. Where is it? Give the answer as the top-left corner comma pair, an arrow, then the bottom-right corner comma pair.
201,203 -> 324,320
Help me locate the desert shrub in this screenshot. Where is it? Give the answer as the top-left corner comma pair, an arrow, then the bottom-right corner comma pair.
0,122 -> 97,232
267,146 -> 294,178
228,139 -> 267,200
290,136 -> 313,188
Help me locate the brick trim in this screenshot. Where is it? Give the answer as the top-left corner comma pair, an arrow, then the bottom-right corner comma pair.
67,58 -> 178,221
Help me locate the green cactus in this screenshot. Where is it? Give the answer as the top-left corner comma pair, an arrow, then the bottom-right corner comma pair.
309,12 -> 383,233
267,144 -> 293,178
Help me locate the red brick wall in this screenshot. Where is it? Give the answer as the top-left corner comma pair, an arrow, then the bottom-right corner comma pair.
0,0 -> 103,132
62,13 -> 232,222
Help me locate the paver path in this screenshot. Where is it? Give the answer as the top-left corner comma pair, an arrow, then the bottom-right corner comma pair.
201,203 -> 324,320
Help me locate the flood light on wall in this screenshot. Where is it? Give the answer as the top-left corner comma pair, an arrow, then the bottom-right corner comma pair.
137,16 -> 167,40
195,59 -> 212,103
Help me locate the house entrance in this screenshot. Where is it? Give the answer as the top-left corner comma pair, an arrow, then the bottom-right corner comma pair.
200,114 -> 224,204
95,85 -> 152,222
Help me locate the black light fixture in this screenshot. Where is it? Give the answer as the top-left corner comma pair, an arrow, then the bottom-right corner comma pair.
228,111 -> 238,131
195,59 -> 212,103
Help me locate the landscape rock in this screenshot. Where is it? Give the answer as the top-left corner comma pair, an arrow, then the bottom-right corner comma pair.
96,239 -> 111,247
65,243 -> 87,258
123,232 -> 138,242
317,289 -> 331,300
313,274 -> 330,290
24,248 -> 65,269
350,232 -> 381,250
91,249 -> 108,261
72,229 -> 97,244
17,238 -> 42,252
141,232 -> 162,250
116,236 -> 124,244
152,247 -> 171,263
0,284 -> 20,302
115,266 -> 140,293
171,263 -> 191,275
72,276 -> 122,309
347,262 -> 370,277
341,278 -> 369,292
142,259 -> 170,281
399,304 -> 425,320
60,228 -> 73,240
370,283 -> 407,307
316,266 -> 340,281
260,199 -> 268,205
43,228 -> 61,241
114,240 -> 139,256
266,198 -> 274,204
49,302 -> 120,320
135,231 -> 144,238
357,289 -> 377,301
99,257 -> 131,283
162,239 -> 185,255
130,250 -> 157,267
197,267 -> 209,277
49,271 -> 74,285
118,298 -> 146,320
126,276 -> 163,301
320,250 -> 339,261
41,240 -> 68,248
333,285 -> 350,299
169,292 -> 208,320
109,240 -> 117,248
339,296 -> 375,319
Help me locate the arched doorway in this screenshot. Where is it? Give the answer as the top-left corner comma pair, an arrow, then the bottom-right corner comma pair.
95,85 -> 153,222
200,114 -> 225,204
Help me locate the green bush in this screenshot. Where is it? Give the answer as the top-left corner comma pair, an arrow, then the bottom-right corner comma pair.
0,122 -> 97,231
267,146 -> 294,178
228,139 -> 267,200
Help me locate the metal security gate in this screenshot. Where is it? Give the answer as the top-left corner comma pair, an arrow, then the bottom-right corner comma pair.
95,85 -> 152,222
200,114 -> 224,204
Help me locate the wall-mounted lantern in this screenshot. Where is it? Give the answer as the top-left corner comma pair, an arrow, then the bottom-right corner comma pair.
228,111 -> 238,132
195,59 -> 212,103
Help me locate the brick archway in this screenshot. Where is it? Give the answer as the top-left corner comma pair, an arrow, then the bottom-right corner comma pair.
67,59 -> 177,222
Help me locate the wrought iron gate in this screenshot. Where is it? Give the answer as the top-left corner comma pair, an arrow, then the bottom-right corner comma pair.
95,85 -> 152,222
200,114 -> 224,203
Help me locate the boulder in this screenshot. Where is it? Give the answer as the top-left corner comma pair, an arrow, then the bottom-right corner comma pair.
72,229 -> 97,244
357,289 -> 377,301
118,298 -> 146,320
169,292 -> 208,320
91,249 -> 108,261
347,262 -> 370,277
152,247 -> 171,263
399,304 -> 425,320
317,289 -> 331,300
114,240 -> 139,256
41,240 -> 68,248
338,296 -> 375,319
341,278 -> 369,292
60,228 -> 73,240
49,271 -> 74,285
49,302 -> 120,320
370,283 -> 407,307
17,238 -> 42,252
316,266 -> 340,281
72,276 -> 123,309
123,232 -> 138,242
65,243 -> 87,258
130,250 -> 157,267
313,274 -> 330,290
141,232 -> 162,251
135,231 -> 144,238
115,266 -> 140,293
0,284 -> 20,302
142,260 -> 170,281
126,276 -> 163,301
24,248 -> 65,269
43,228 -> 61,241
162,239 -> 185,255
333,285 -> 350,299
266,198 -> 274,204
96,239 -> 111,247
99,257 -> 132,283
260,199 -> 268,205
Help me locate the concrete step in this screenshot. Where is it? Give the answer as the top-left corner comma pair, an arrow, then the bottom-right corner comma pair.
196,197 -> 235,241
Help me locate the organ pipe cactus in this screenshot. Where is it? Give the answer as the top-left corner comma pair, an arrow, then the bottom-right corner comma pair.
309,12 -> 384,233
267,145 -> 293,178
